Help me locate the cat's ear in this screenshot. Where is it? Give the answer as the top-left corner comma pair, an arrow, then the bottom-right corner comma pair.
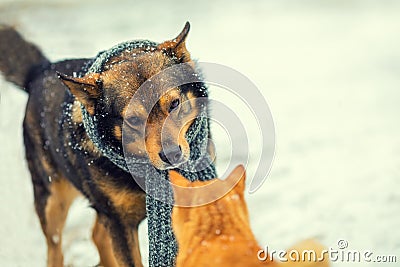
170,170 -> 192,205
170,170 -> 223,206
169,170 -> 191,187
225,165 -> 246,194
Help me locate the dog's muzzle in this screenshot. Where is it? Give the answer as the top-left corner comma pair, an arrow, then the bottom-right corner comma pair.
159,145 -> 184,167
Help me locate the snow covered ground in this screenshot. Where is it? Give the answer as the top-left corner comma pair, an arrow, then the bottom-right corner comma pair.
1,0 -> 399,266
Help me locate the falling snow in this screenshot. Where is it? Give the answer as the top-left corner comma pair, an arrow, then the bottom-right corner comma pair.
1,2 -> 400,267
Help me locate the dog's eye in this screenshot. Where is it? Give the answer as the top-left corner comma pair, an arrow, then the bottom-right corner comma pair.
169,99 -> 180,113
126,116 -> 141,127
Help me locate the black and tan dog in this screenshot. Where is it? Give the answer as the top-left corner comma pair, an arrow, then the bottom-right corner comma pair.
0,22 -> 213,267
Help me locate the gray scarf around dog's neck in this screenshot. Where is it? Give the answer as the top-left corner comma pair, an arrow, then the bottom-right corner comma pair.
80,40 -> 216,267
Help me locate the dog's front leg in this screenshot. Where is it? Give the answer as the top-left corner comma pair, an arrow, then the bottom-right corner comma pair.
97,213 -> 143,267
92,215 -> 119,267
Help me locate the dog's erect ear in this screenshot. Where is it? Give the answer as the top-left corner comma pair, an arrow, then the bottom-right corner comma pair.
225,165 -> 246,194
58,72 -> 101,115
158,21 -> 191,62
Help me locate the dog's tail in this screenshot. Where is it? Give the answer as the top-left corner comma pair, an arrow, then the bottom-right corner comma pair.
0,25 -> 49,92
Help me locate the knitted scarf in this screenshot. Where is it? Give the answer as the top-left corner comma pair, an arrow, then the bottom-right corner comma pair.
79,40 -> 216,266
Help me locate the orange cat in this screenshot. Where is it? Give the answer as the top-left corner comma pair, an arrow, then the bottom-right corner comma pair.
170,165 -> 330,267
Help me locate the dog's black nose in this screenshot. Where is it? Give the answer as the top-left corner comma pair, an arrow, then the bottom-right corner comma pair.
159,145 -> 183,166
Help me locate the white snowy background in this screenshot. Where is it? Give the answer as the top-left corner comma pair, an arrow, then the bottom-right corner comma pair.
1,0 -> 399,266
